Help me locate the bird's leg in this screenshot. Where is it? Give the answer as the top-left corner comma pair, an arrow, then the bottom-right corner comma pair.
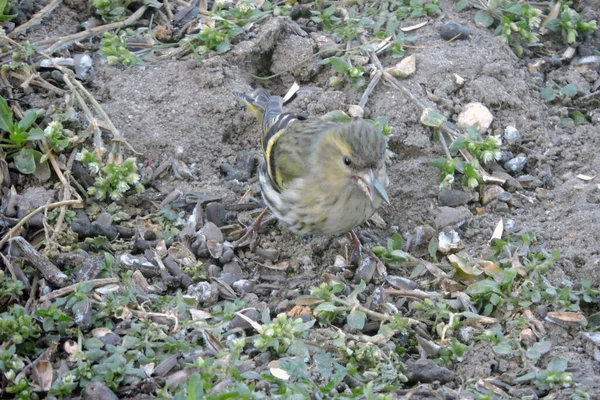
346,230 -> 385,269
347,230 -> 363,266
232,207 -> 270,249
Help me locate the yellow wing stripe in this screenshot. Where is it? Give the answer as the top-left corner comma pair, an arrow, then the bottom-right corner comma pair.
265,128 -> 285,187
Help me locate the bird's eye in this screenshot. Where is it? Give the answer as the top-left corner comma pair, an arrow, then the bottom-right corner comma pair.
343,156 -> 351,166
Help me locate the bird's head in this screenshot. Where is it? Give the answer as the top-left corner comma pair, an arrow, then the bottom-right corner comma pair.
315,120 -> 389,205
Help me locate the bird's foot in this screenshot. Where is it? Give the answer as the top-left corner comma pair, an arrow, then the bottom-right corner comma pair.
232,208 -> 270,249
346,230 -> 385,268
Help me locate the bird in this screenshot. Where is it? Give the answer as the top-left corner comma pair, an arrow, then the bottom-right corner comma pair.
232,88 -> 389,264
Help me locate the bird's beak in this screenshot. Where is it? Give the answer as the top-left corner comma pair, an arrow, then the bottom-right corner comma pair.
356,169 -> 390,205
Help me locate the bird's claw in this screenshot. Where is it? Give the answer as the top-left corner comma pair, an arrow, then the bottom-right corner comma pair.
232,208 -> 270,249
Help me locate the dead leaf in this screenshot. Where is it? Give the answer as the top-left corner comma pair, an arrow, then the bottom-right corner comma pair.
540,1 -> 561,34
400,21 -> 428,32
282,82 -> 300,104
294,296 -> 324,306
576,173 -> 596,181
546,311 -> 587,328
287,305 -> 313,318
234,310 -> 263,333
35,360 -> 53,391
189,308 -> 213,320
92,327 -> 113,338
489,219 -> 503,244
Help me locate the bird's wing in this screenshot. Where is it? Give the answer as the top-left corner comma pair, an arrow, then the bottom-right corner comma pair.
264,118 -> 326,192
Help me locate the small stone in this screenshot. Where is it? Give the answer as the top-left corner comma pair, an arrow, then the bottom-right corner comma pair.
98,333 -> 121,346
220,262 -> 244,285
405,358 -> 454,384
497,151 -> 514,164
354,257 -> 376,284
200,222 -> 224,242
386,54 -> 416,79
481,185 -> 505,205
144,230 -> 158,241
492,202 -> 509,212
516,175 -> 542,189
498,191 -> 512,203
440,22 -> 470,40
255,248 -> 279,262
207,240 -> 223,259
504,154 -> 527,175
219,248 -> 234,264
456,102 -> 494,131
438,230 -> 461,254
457,326 -> 475,344
207,264 -> 221,278
503,125 -> 521,146
439,189 -> 473,207
205,202 -> 227,227
72,211 -> 92,237
187,281 -> 218,304
233,279 -> 255,295
348,105 -> 364,119
504,219 -> 516,232
435,206 -> 472,230
413,225 -> 436,248
228,309 -> 261,330
90,222 -> 118,240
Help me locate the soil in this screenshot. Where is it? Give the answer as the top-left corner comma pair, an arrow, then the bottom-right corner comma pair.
4,0 -> 600,398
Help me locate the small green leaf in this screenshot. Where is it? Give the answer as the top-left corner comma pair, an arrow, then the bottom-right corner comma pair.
449,137 -> 467,153
467,279 -> 502,296
540,87 -> 557,102
428,237 -> 438,261
474,10 -> 495,28
187,374 -> 204,400
391,232 -> 404,250
0,96 -> 13,132
456,0 -> 470,11
27,128 -> 45,141
571,111 -> 586,125
14,147 -> 36,174
215,40 -> 231,54
547,358 -> 568,372
314,302 -> 337,312
18,109 -> 38,131
526,340 -> 552,360
329,57 -> 350,74
347,309 -> 366,330
420,108 -> 447,127
560,84 -> 578,98
322,4 -> 336,17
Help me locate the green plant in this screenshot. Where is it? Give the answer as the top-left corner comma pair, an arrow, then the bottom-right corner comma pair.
254,313 -> 313,355
0,0 -> 16,22
77,149 -> 143,201
396,0 -> 440,19
320,56 -> 366,88
431,157 -> 482,190
372,233 -> 409,268
100,31 -> 144,67
457,0 -> 597,55
0,305 -> 40,346
540,83 -> 578,103
450,124 -> 502,165
0,97 -> 48,174
515,358 -> 572,390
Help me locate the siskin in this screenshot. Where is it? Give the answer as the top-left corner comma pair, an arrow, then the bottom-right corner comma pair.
233,88 -> 389,258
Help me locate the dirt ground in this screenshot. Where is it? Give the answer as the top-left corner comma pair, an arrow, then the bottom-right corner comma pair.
5,0 -> 600,397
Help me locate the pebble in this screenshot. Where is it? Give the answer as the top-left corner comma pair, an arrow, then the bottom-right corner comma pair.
481,185 -> 505,205
90,221 -> 118,240
228,308 -> 261,330
497,151 -> 514,164
504,153 -> 527,174
504,219 -> 516,232
205,202 -> 227,227
412,225 -> 436,248
405,358 -> 455,384
439,189 -> 473,207
233,279 -> 255,295
72,211 -> 92,237
255,248 -> 279,262
219,248 -> 235,264
220,262 -> 244,285
456,102 -> 494,131
435,206 -> 472,230
440,22 -> 470,41
438,230 -> 461,254
207,264 -> 221,278
503,125 -> 521,146
187,281 -> 218,304
354,257 -> 376,284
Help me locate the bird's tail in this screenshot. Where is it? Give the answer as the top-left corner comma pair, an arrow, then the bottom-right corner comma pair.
233,88 -> 272,123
